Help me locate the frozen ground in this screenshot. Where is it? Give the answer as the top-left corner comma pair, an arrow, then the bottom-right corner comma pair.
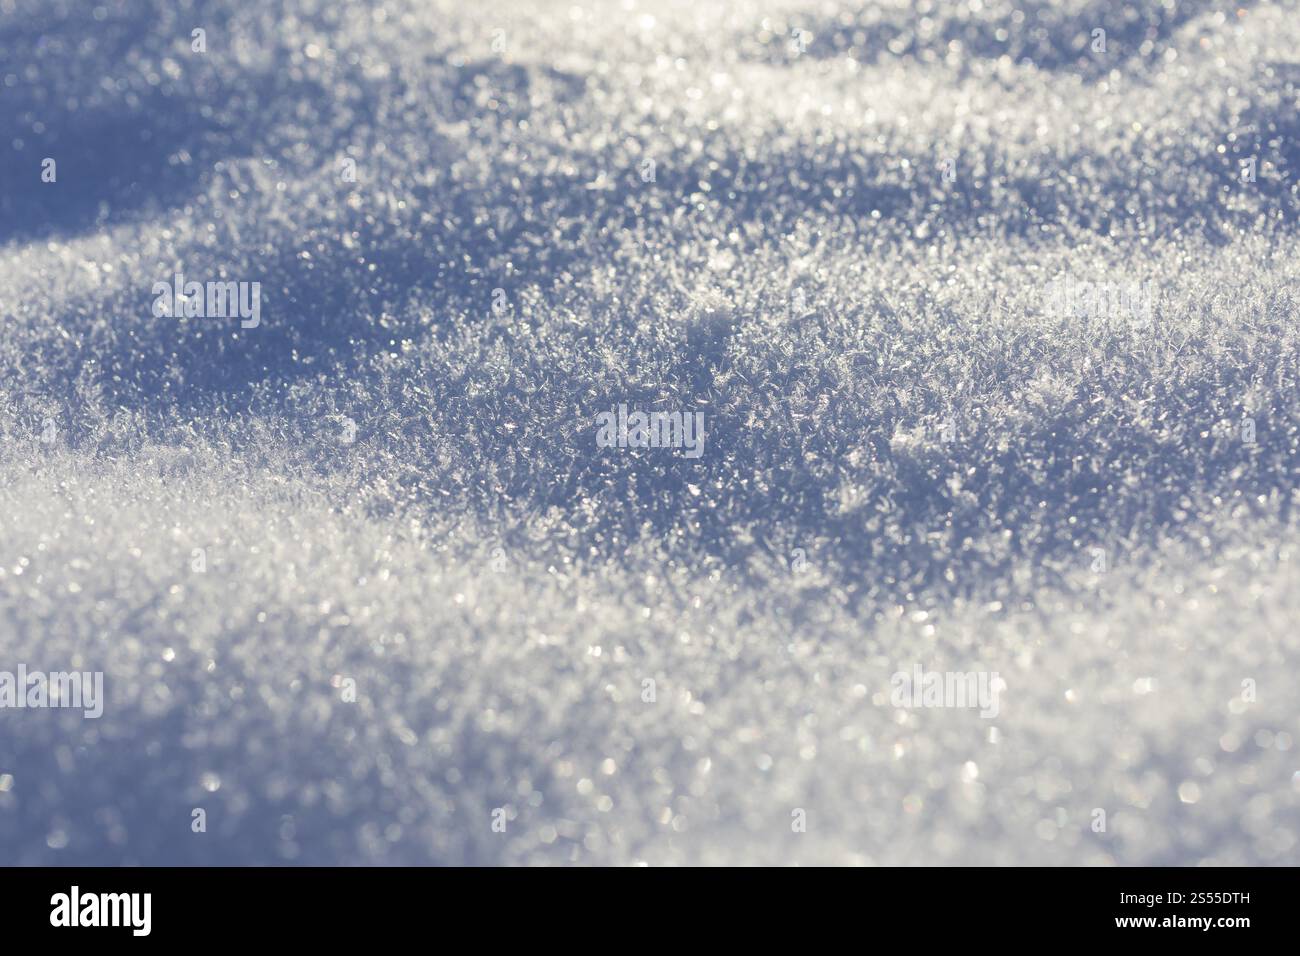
1,0 -> 1299,865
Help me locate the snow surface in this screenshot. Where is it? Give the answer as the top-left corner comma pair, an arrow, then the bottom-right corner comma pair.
1,0 -> 1299,864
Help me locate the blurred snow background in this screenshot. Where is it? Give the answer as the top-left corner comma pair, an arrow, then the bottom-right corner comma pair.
1,0 -> 1299,864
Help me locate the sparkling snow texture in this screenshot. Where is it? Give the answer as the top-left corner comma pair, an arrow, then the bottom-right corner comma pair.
1,0 -> 1299,864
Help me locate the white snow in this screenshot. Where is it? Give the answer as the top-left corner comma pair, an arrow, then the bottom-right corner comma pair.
1,0 -> 1298,864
